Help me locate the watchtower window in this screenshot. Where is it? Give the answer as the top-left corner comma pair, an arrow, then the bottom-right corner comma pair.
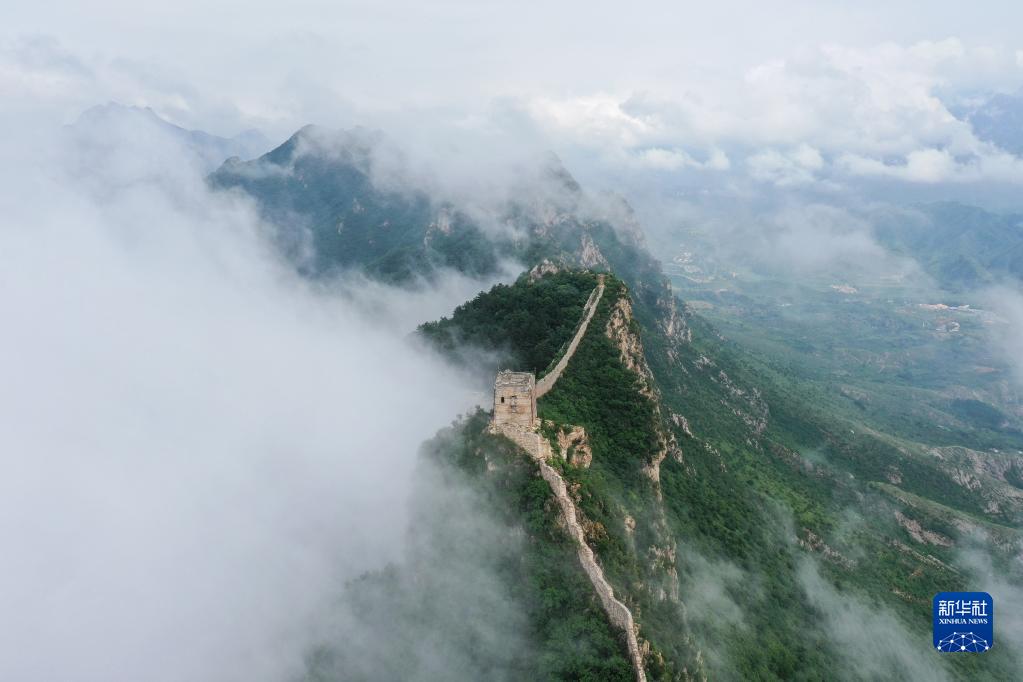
500,397 -> 505,403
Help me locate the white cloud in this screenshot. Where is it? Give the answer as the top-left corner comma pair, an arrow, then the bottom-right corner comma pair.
638,147 -> 698,170
981,284 -> 1023,390
747,145 -> 825,186
837,148 -> 957,183
519,39 -> 1023,189
633,146 -> 730,172
0,117 -> 490,682
8,16 -> 1023,190
837,146 -> 1023,184
798,559 -> 951,681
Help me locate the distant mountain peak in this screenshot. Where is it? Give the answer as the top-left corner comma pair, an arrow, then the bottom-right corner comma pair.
539,151 -> 582,195
67,102 -> 272,172
959,88 -> 1023,156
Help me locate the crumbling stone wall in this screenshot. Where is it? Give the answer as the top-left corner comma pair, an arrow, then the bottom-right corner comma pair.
498,426 -> 547,459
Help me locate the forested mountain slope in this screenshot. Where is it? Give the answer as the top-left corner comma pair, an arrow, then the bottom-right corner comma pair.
210,130 -> 1023,680
209,126 -> 646,283
873,202 -> 1023,289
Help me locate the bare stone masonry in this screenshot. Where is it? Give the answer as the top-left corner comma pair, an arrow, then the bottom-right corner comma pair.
493,371 -> 537,429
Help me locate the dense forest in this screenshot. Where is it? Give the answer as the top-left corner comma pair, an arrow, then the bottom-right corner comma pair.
419,270 -> 598,374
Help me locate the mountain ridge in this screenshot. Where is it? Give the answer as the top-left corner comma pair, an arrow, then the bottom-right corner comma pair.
207,125 -> 1023,680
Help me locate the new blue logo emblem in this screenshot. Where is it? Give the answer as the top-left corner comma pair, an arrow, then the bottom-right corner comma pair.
933,592 -> 993,653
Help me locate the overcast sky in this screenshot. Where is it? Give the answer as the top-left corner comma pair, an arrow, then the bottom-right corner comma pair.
7,1 -> 1023,198
7,2 -> 1023,112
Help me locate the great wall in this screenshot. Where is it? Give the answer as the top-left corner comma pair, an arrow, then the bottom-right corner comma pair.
534,279 -> 604,398
488,274 -> 648,682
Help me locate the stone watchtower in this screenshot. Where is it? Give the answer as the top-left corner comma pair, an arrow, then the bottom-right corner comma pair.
493,370 -> 537,429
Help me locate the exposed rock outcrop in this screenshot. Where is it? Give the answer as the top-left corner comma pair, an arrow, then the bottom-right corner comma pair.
798,529 -> 856,568
556,424 -> 593,468
605,296 -> 657,399
670,411 -> 695,438
894,511 -> 954,547
528,259 -> 562,282
604,292 -> 681,488
579,233 -> 611,269
660,291 -> 692,347
598,287 -> 693,630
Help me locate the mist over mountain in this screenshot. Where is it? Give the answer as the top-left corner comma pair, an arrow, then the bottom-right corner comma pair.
209,124 -> 650,283
68,102 -> 271,172
0,108 -> 503,682
6,3 -> 1023,681
201,119 -> 1023,680
8,100 -> 1023,680
873,202 -> 1023,290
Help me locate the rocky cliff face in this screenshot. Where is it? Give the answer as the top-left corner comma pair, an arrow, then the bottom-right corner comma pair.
604,291 -> 684,490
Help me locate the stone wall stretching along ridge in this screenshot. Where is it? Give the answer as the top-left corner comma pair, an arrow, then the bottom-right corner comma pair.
537,456 -> 647,681
489,275 -> 647,682
535,275 -> 605,398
